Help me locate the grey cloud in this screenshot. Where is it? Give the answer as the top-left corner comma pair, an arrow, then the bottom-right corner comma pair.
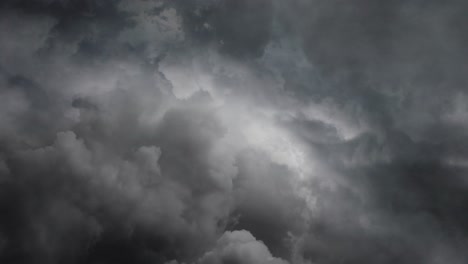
168,0 -> 274,59
0,91 -> 235,263
2,1 -> 468,264
197,230 -> 288,264
230,150 -> 308,260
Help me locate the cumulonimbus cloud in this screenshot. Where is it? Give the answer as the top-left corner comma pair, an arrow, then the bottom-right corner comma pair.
1,1 -> 468,264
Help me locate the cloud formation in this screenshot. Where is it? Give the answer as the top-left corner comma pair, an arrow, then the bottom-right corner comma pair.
1,1 -> 468,264
197,230 -> 288,264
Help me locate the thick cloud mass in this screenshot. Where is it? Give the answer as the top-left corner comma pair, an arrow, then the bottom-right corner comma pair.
1,1 -> 468,264
197,230 -> 288,264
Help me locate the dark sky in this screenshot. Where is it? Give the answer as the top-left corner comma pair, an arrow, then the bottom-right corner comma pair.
1,1 -> 468,264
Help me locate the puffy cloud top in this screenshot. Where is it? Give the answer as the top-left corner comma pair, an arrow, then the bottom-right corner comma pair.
198,230 -> 288,264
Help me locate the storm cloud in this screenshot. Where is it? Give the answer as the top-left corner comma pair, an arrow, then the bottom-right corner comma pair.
1,0 -> 468,264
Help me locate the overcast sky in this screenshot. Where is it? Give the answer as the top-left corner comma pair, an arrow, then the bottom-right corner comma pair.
1,1 -> 468,263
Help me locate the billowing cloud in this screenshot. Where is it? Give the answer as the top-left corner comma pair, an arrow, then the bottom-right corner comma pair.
1,1 -> 468,264
197,230 -> 288,264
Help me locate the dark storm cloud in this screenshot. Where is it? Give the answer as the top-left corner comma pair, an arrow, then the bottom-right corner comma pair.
1,0 -> 468,264
168,0 -> 274,58
268,1 -> 468,263
230,150 -> 308,260
0,86 -> 235,263
1,0 -> 134,59
283,0 -> 468,127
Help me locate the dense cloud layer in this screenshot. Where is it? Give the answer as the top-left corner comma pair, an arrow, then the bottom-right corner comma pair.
1,0 -> 468,264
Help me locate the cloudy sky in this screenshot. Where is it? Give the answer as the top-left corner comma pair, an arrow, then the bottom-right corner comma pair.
1,0 -> 468,263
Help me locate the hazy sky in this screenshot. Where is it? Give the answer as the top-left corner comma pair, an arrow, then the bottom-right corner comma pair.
1,1 -> 468,263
